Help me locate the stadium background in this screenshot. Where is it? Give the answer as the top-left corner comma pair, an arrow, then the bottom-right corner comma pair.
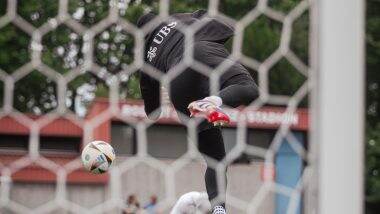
0,0 -> 378,213
0,98 -> 308,213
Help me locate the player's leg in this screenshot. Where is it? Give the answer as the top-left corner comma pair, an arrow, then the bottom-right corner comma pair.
198,127 -> 227,214
169,69 -> 227,213
188,41 -> 259,125
188,73 -> 257,110
219,73 -> 258,107
188,74 -> 258,125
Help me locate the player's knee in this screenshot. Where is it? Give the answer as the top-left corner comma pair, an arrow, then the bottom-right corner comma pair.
242,83 -> 259,105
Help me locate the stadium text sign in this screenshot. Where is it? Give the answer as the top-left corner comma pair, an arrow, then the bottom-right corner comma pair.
120,103 -> 308,130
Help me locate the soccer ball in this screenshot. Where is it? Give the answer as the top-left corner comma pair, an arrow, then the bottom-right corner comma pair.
81,141 -> 116,174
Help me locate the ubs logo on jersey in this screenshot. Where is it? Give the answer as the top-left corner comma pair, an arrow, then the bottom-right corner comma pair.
147,21 -> 177,62
147,47 -> 157,62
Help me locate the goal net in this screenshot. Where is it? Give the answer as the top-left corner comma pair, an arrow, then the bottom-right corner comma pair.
0,0 -> 364,213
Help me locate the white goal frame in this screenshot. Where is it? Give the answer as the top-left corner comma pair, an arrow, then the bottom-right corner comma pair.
311,0 -> 365,213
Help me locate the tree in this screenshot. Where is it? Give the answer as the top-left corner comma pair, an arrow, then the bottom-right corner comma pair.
0,0 -> 309,114
366,0 -> 380,213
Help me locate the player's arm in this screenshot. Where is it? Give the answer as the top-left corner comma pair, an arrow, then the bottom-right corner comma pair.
139,71 -> 161,120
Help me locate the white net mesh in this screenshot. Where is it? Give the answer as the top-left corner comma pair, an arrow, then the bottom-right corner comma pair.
0,0 -> 314,213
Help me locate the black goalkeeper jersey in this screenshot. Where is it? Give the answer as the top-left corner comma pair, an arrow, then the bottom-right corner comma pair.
138,10 -> 250,117
143,10 -> 234,71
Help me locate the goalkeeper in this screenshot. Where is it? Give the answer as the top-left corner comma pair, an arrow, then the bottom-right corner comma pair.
137,10 -> 258,214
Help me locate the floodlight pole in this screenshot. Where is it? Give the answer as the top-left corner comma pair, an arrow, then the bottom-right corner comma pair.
315,0 -> 365,213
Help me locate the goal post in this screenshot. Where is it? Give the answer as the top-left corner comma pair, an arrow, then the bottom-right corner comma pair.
315,0 -> 365,213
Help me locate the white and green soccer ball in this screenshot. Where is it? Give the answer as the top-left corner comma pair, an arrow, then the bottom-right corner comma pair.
81,141 -> 116,174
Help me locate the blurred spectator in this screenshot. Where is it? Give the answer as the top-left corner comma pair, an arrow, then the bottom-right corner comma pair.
144,195 -> 158,214
122,194 -> 141,214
